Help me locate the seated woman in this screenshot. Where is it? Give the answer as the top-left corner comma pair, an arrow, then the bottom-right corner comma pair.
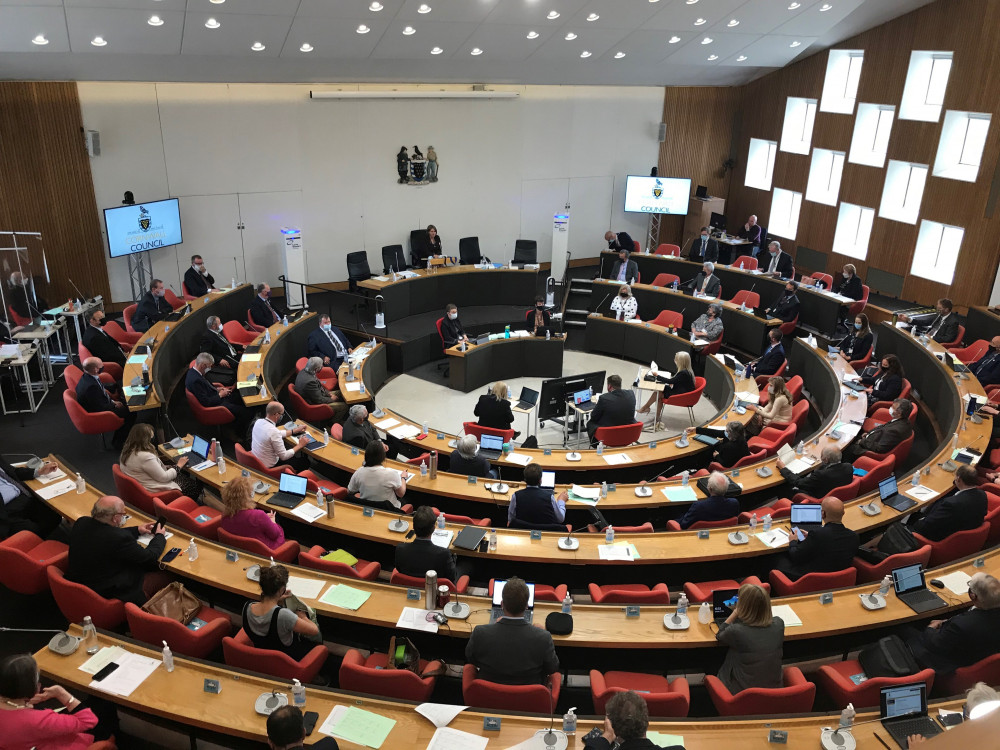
426,224 -> 443,257
862,353 -> 904,405
688,421 -> 750,468
449,434 -> 497,479
638,351 -> 696,431
609,284 -> 638,321
347,439 -> 407,511
691,303 -> 724,342
747,376 -> 792,436
527,296 -> 552,337
839,313 -> 874,362
715,583 -> 785,693
220,475 -> 287,551
119,422 -> 201,501
475,381 -> 515,433
243,564 -> 321,662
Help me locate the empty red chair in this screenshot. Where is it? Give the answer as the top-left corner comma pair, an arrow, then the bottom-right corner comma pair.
222,320 -> 257,347
650,310 -> 683,329
163,288 -> 186,310
590,670 -> 690,716
103,320 -> 142,349
818,661 -> 935,709
938,653 -> 1000,696
594,422 -> 643,447
738,499 -> 793,523
47,566 -> 125,630
860,432 -> 914,465
77,342 -> 123,382
217,528 -> 299,563
651,273 -> 681,288
588,583 -> 669,604
298,546 -> 381,580
123,304 -> 138,333
778,314 -> 799,337
432,508 -> 491,527
913,522 -> 990,567
633,240 -> 641,253
64,390 -> 124,442
951,339 -> 990,364
661,468 -> 710,481
848,285 -> 869,318
769,567 -> 857,596
852,546 -> 931,584
785,375 -> 803,402
709,448 -> 767,473
792,477 -> 861,505
0,531 -> 68,594
222,629 -> 328,682
288,383 -> 339,424
654,244 -> 681,257
390,569 -> 469,593
754,360 -> 787,391
235,444 -> 293,482
733,255 -> 758,271
748,423 -> 797,457
330,423 -> 344,441
185,388 -> 235,428
463,421 -> 515,444
340,649 -> 442,702
666,516 -> 738,531
662,376 -> 706,425
941,324 -> 965,350
730,290 -> 760,309
805,273 -> 834,289
462,663 -> 561,712
113,464 -> 181,515
682,576 -> 769,603
124,602 -> 230,659
705,666 -> 815,716
853,454 -> 896,495
153,495 -> 222,540
247,309 -> 267,333
63,364 -> 115,393
488,579 -> 568,603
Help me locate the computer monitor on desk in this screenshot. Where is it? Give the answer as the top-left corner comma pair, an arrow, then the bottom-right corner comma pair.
537,370 -> 606,421
710,212 -> 727,232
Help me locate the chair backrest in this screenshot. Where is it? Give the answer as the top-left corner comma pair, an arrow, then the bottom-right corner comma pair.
664,376 -> 706,408
77,342 -> 94,364
222,320 -> 254,346
46,566 -> 125,630
707,666 -> 815,716
650,273 -> 681,288
435,318 -> 447,353
733,255 -> 758,270
944,652 -> 1000,695
948,324 -> 966,347
719,447 -> 767,472
590,584 -> 669,604
463,421 -> 515,443
632,240 -> 641,253
849,285 -> 870,316
458,237 -> 482,265
64,364 -> 84,391
594,422 -> 643,447
390,569 -> 461,592
686,516 -> 739,530
0,532 -> 68,595
956,339 -> 990,363
919,522 -> 990,567
409,229 -> 429,261
7,304 -> 32,327
513,239 -> 538,264
112,463 -> 159,514
340,649 -> 436,701
774,567 -> 857,595
853,454 -> 896,495
123,304 -> 137,332
218,527 -> 285,558
651,310 -> 683,329
853,545 -> 932,583
654,244 -> 681,257
730,290 -> 760,309
163,288 -> 185,310
235,443 -> 289,480
154,496 -> 221,540
222,630 -> 324,682
462,663 -> 558,712
346,251 -> 372,282
331,422 -> 344,441
381,244 -> 406,273
184,388 -> 234,426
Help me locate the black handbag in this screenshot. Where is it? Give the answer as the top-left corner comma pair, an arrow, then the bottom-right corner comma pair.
858,635 -> 919,678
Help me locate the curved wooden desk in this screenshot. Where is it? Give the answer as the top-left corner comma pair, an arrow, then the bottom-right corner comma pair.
236,311 -> 318,409
444,335 -> 564,393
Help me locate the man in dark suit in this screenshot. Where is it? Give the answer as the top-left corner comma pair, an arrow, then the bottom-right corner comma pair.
394,506 -> 458,583
736,215 -> 763,257
294,357 -> 347,423
0,456 -> 63,539
508,464 -> 568,529
608,249 -> 639,286
846,398 -> 914,460
183,254 -> 215,297
906,572 -> 1000,675
605,230 -> 637,255
82,308 -> 126,371
899,298 -> 960,345
249,283 -> 281,328
689,262 -> 722,299
67,496 -> 167,606
199,315 -> 239,386
466,576 -> 560,684
185,352 -> 249,432
691,226 -> 720,263
776,497 -> 859,580
750,330 -> 786,377
969,336 -> 1000,387
677,471 -> 739,529
306,314 -> 352,369
439,303 -> 468,348
76,357 -> 133,446
908,465 -> 987,541
449,435 -> 496,479
767,280 -> 801,323
587,374 -> 637,444
343,404 -> 405,460
779,446 -> 854,499
132,278 -> 172,333
763,241 -> 794,278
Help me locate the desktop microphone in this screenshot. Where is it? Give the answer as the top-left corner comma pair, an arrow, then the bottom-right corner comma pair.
819,710 -> 919,750
557,523 -> 592,551
593,292 -> 611,315
531,683 -> 568,750
743,282 -> 757,308
358,321 -> 377,346
444,589 -> 471,620
0,627 -> 81,654
68,277 -> 90,302
679,235 -> 694,257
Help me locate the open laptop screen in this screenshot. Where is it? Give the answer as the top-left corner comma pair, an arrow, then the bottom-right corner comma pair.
881,683 -> 926,719
878,475 -> 898,501
712,589 -> 739,621
519,387 -> 539,405
573,389 -> 591,405
790,504 -> 823,525
191,435 -> 210,459
480,434 -> 504,452
278,473 -> 308,496
492,580 -> 536,608
891,563 -> 925,595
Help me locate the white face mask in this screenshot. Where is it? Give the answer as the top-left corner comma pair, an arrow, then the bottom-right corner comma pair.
448,312 -> 457,320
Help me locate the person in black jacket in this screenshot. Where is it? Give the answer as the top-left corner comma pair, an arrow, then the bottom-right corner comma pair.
439,303 -> 467,348
508,464 -> 567,529
750,330 -> 786,378
475,381 -> 516,433
183,255 -> 215,297
132,279 -> 171,333
584,690 -> 685,750
778,446 -> 854,499
76,358 -> 133,446
837,264 -> 864,301
908,465 -> 987,542
605,230 -> 636,255
449,435 -> 497,479
767,281 -> 800,323
587,374 -> 637,444
343,404 -> 404,460
736,215 -> 762,256
899,298 -> 960,345
526,296 -> 551,336
67,496 -> 168,606
763,241 -> 794,278
199,315 -> 240,386
969,336 -> 1000,388
394,506 -> 458,583
690,421 -> 751,469
81,309 -> 126,371
249,283 -> 282,328
184,352 -> 249,431
306,315 -> 352,369
608,248 -> 639,285
676,471 -> 740,529
425,225 -> 443,257
846,398 -> 914,460
7,271 -> 48,320
0,456 -> 63,539
639,352 -> 696,430
839,313 -> 874,362
861,353 -> 904,405
691,226 -> 719,263
776,497 -> 859,580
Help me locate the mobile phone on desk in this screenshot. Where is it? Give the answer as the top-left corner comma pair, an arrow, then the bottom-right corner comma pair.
93,663 -> 119,682
302,711 -> 319,735
161,547 -> 182,563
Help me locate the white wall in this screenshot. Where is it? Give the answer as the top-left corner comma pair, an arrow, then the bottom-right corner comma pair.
78,82 -> 663,304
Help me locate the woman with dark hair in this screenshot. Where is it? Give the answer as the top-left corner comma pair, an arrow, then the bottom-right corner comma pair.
243,564 -> 322,661
862,353 -> 904,404
715,583 -> 785,692
528,296 -> 551,336
839,313 -> 874,362
347,440 -> 407,509
426,225 -> 442,257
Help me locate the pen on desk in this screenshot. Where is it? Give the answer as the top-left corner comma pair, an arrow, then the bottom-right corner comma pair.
873,732 -> 892,750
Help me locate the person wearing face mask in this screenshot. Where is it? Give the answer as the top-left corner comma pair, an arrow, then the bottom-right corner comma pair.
902,298 -> 961,344
199,315 -> 240,386
969,336 -> 1000,387
526,296 -> 552,336
66,495 -> 168,606
747,376 -> 792,436
836,264 -> 863,300
688,261 -> 721,299
907,464 -> 988,541
846,397 -> 914,460
767,280 -> 800,323
250,282 -> 282,328
440,303 -> 468,348
749,329 -> 786,378
692,225 -> 719,263
860,353 -> 904,405
605,229 -> 637,255
764,240 -> 794,279
81,307 -> 126,374
132,278 -> 172,332
838,314 -> 873,363
183,254 -> 215,297
76,357 -> 134,447
610,284 -> 638,321
307,314 -> 353,369
608,247 -> 639,285
691,303 -> 724,342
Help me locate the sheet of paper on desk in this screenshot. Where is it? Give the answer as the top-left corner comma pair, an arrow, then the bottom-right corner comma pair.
603,453 -> 632,465
290,503 -> 326,524
191,460 -> 217,472
328,706 -> 397,749
905,484 -> 937,502
79,646 -> 127,675
241,353 -> 262,362
770,604 -> 802,627
389,424 -> 421,439
598,544 -> 633,561
430,529 -> 454,548
372,275 -> 390,282
122,386 -> 146,398
661,485 -> 697,502
396,607 -> 439,633
89,651 -> 161,697
286,575 -> 325,600
374,417 -> 401,430
416,703 -> 469,728
570,484 -> 601,500
647,731 -> 686,748
692,338 -> 711,346
344,382 -> 363,392
137,530 -> 173,547
735,391 -> 760,404
34,479 -> 77,500
35,468 -> 68,484
319,705 -> 349,739
755,528 -> 789,549
784,456 -> 817,474
504,452 -> 532,466
319,584 -> 372,610
0,344 -> 21,357
126,354 -> 148,365
936,570 -> 973,596
427,727 -> 488,750
568,491 -> 599,505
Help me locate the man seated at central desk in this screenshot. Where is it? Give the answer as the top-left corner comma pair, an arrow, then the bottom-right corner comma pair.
688,262 -> 721,299
439,303 -> 468,348
586,374 -> 637,446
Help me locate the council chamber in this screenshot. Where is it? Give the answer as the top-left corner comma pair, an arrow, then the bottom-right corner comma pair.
1,2 -> 1000,749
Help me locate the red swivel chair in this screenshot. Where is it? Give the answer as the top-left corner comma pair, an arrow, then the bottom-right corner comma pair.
294,357 -> 338,388
462,664 -> 561,712
852,546 -> 932,584
123,304 -> 138,333
590,670 -> 690,717
63,390 -> 124,445
103,320 -> 142,349
340,649 -> 443,702
853,454 -> 896,495
234,445 -> 348,504
951,339 -> 989,364
235,444 -> 293,482
163,288 -> 186,310
701,337 -> 723,357
748,423 -> 797,457
298,546 -> 381,581
806,273 -> 834,289
769,567 -> 857,596
666,517 -> 738,531
661,468 -> 710,481
913,522 -> 990,567
860,432 -> 914,465
682,576 -> 769,603
586,522 -> 654,533
181,281 -> 197,300
738,499 -> 792,523
938,653 -> 1000,696
730,290 -> 761,309
633,240 -> 641,253
488,579 -> 568,603
792,477 -> 862,505
222,320 -> 257,347
733,255 -> 758,271
113,464 -> 181,515
771,400 -> 809,432
754,360 -> 787,391
463,421 -> 515,444
0,532 -> 68,594
222,630 -> 328,683
390,569 -> 470,593
594,422 -> 643,448
78,343 -> 123,382
705,666 -> 815,716
818,662 -> 935,709
153,496 -> 223,541
47,566 -> 125,630
662,376 -> 706,425
432,508 -> 491,527
864,402 -> 917,432
709,448 -> 767,473
869,380 -> 912,415
405,453 -> 431,468
185,388 -> 235,429
8,305 -> 32,327
651,273 -> 681,288
217,528 -> 299,563
848,285 -> 869,318
778,314 -> 799,337
786,374 -> 804,402
942,324 -> 965,350
64,364 -> 116,392
655,244 -> 681,257
985,492 -> 1000,546
651,310 -> 683,329
247,310 -> 267,333
124,602 -> 230,659
288,384 -> 338,424
849,345 -> 873,370
588,583 -> 669,604
330,423 -> 344,441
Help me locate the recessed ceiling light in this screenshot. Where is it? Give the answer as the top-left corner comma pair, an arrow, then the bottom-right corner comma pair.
820,3 -> 833,9
431,46 -> 443,54
547,11 -> 560,20
668,36 -> 681,43
31,34 -> 49,46
564,32 -> 577,40
251,41 -> 265,52
205,18 -> 220,29
356,24 -> 370,34
587,13 -> 599,22
686,0 -> 700,4
737,55 -> 748,61
708,54 -> 718,61
147,15 -> 164,27
727,19 -> 740,27
580,51 -> 591,58
471,47 -> 483,55
300,43 -> 313,52
788,2 -> 801,8
614,51 -> 626,59
789,40 -> 802,47
701,37 -> 713,45
210,0 -> 226,4
90,36 -> 107,47
527,31 -> 539,39
369,2 -> 383,10
418,3 -> 432,13
402,26 -> 415,35
694,18 -> 707,26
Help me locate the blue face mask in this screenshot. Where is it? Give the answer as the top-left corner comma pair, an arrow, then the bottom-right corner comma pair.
854,323 -> 862,330
322,324 -> 332,332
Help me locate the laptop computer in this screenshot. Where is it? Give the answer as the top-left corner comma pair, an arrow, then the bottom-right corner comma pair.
477,433 -> 505,460
475,334 -> 490,346
695,185 -> 709,199
789,503 -> 824,533
842,378 -> 869,392
712,588 -> 739,624
891,563 -> 947,614
945,354 -> 970,374
490,579 -> 536,624
452,525 -> 488,551
189,435 -> 212,464
266,472 -> 309,509
879,683 -> 943,749
514,386 -> 539,411
878,475 -> 917,512
237,373 -> 259,398
752,306 -> 773,320
572,388 -> 596,412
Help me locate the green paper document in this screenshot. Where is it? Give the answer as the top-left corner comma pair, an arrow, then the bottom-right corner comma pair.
330,706 -> 395,749
127,354 -> 148,365
242,353 -> 262,362
647,731 -> 685,748
319,584 -> 371,611
236,380 -> 258,389
321,549 -> 358,566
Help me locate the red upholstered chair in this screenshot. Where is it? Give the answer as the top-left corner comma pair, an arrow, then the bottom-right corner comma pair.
247,310 -> 267,333
294,357 -> 337,387
0,532 -> 68,594
217,528 -> 299,563
785,374 -> 804,402
47,566 -> 125,630
588,583 -> 669,604
913,522 -> 990,567
181,281 -> 197,301
594,422 -> 643,448
222,320 -> 257,347
153,496 -> 223,540
803,273 -> 834,290
463,421 -> 515,444
869,380 -> 912,415
849,346 -> 873,370
185,388 -> 235,428
64,390 -> 124,442
340,649 -> 442,702
769,567 -> 857,596
853,454 -> 896,495
87,741 -> 116,750
78,343 -> 123,382
651,273 -> 681,288
941,324 -> 965,350
330,423 -> 344,441
661,468 -> 710,481
432,508 -> 491,527
738,499 -> 793,524
8,304 -> 32,327
64,364 -> 116,392
951,339 -> 989,364
792,477 -> 862,505
298,546 -> 381,580
222,629 -> 328,683
938,653 -> 1000,696
682,576 -> 769,603
124,602 -> 230,659
123,304 -> 138,333
848,285 -> 869,318
778,314 -> 799,337
730,290 -> 760,309
748,423 -> 797,457
587,522 -> 654,533
701,337 -> 723,356
852,546 -> 932,584
487,579 -> 568,603
103,320 -> 142,349
288,383 -> 338,424
709,448 -> 767,473
985,492 -> 1000,547
662,376 -> 706,425
237,445 -> 349,500
633,240 -> 641,253
650,310 -> 683,329
861,432 -> 914,465
754,360 -> 787,391
390,569 -> 469,593
666,516 -> 738,531
462,663 -> 561,712
113,464 -> 181,515
163,288 -> 186,310
818,661 -> 935,709
654,244 -> 681,257
771,400 -> 809,432
705,666 -> 815,716
590,670 -> 690,717
864,402 -> 917,432
235,443 -> 292,482
733,255 -> 758,271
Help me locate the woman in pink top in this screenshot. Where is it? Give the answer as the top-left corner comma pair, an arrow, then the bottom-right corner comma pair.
0,654 -> 102,750
219,475 -> 286,550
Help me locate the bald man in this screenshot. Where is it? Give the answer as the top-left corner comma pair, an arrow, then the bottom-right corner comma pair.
67,496 -> 168,606
969,336 -> 1000,388
75,357 -> 133,447
776,497 -> 859,580
736,214 -> 762,257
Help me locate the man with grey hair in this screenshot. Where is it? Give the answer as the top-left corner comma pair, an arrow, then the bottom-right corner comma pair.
199,315 -> 239,386
185,351 -> 249,430
691,302 -> 724,342
689,261 -> 721,299
778,445 -> 853,499
307,314 -> 353,369
846,397 -> 914,460
76,357 -> 133,446
906,572 -> 1000,675
676,470 -> 739,529
449,434 -> 496,479
250,282 -> 281,327
294,356 -> 347,423
251,400 -> 311,471
765,240 -> 794,279
342,404 -> 401,459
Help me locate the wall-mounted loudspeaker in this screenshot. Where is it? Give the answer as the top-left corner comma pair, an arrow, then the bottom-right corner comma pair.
85,130 -> 101,157
657,122 -> 667,142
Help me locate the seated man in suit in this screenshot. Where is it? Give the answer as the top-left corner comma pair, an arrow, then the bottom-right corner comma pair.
439,303 -> 468,348
199,315 -> 240,386
691,226 -> 719,264
749,330 -> 786,378
585,690 -> 684,750
132,278 -> 172,333
845,398 -> 914,460
249,283 -> 281,328
184,254 -> 215,297
294,357 -> 347,423
76,357 -> 133,447
81,308 -> 126,375
449,434 -> 497,479
466,576 -> 560,684
676,471 -> 739,530
763,240 -> 794,278
906,572 -> 1000,675
969,336 -> 1000,388
778,446 -> 853,499
767,280 -> 801,323
899,297 -> 960,344
608,248 -> 639,286
908,464 -> 987,541
689,261 -> 722,299
605,230 -> 636,255
185,352 -> 250,433
736,215 -> 763,256
307,314 -> 353,369
394,506 -> 458,583
776,497 -> 859,580
0,455 -> 63,539
586,374 -> 637,445
343,404 -> 402,460
67,496 -> 168,606
508,464 -> 568,529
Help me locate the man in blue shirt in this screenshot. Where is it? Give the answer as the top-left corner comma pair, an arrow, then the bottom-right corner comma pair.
508,464 -> 568,529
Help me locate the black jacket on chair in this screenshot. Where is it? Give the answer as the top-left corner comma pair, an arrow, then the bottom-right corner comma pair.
82,325 -> 126,368
780,461 -> 854,499
394,538 -> 457,584
908,487 -> 987,542
67,516 -> 166,606
200,330 -> 240,369
474,395 -> 514,430
779,522 -> 859,580
907,606 -> 1000,675
183,267 -> 214,297
307,326 -> 352,369
249,294 -> 280,328
466,617 -> 560,685
132,292 -> 171,333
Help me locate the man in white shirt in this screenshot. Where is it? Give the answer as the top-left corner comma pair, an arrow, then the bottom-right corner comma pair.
251,401 -> 312,472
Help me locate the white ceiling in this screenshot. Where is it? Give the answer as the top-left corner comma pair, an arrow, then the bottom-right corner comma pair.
0,0 -> 936,85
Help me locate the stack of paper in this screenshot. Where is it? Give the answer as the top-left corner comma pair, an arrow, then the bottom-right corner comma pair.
374,417 -> 401,430
598,544 -> 634,561
735,391 -> 760,404
89,651 -> 161,697
504,452 -> 532,466
426,727 -> 488,750
319,584 -> 371,610
396,607 -> 439,633
127,354 -> 148,365
661,485 -> 697,503
603,453 -> 632,465
241,353 -> 262,362
388,424 -> 421,439
344,382 -> 363,392
286,576 -> 325,600
415,703 -> 468,728
771,604 -> 803,627
430,529 -> 454,549
755,528 -> 789,549
905,484 -> 936,502
570,485 -> 602,500
79,646 -> 127,674
935,570 -> 972,596
647,732 -> 686,748
34,479 -> 76,499
290,503 -> 325,523
320,705 -> 396,749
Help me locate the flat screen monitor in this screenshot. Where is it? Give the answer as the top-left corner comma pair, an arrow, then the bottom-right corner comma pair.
537,370 -> 606,421
104,198 -> 183,259
624,175 -> 690,215
710,212 -> 727,231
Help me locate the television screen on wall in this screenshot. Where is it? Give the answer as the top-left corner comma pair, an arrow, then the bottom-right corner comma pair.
624,176 -> 691,215
104,198 -> 183,258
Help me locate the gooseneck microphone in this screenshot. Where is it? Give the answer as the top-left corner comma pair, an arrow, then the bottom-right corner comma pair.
557,523 -> 592,551
593,292 -> 611,315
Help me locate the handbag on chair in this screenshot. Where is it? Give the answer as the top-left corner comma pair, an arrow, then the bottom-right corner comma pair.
142,582 -> 200,625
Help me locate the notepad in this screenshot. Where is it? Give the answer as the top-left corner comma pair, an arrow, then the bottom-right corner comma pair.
319,584 -> 371,610
241,353 -> 262,362
388,424 -> 421,439
602,452 -> 632,465
344,382 -> 363,392
290,503 -> 325,523
415,703 -> 469,729
374,417 -> 401,430
598,544 -> 633,561
936,570 -> 973,596
735,391 -> 760,404
396,607 -> 438,633
504,452 -> 532,466
35,468 -> 68,484
321,549 -> 358,566
329,706 -> 396,748
127,354 -> 148,365
661,485 -> 697,503
771,604 -> 802,627
755,528 -> 789,548
905,484 -> 937,501
236,380 -> 258,389
89,651 -> 161,697
34,479 -> 77,500
570,484 -> 601,500
647,731 -> 686,748
426,727 -> 488,750
284,575 -> 325,600
79,646 -> 126,675
430,529 -> 454,549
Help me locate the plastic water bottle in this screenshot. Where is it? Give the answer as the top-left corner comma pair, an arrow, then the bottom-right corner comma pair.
75,298 -> 82,310
282,315 -> 289,327
546,329 -> 551,340
217,455 -> 226,474
911,471 -> 920,486
359,382 -> 365,395
231,277 -> 237,289
562,707 -> 578,735
738,262 -> 744,270
605,525 -> 614,544
762,514 -> 772,532
436,512 -> 446,531
75,472 -> 86,494
690,330 -> 696,342
561,593 -> 573,614
488,529 -> 497,552
422,420 -> 429,435
677,593 -> 689,616
187,538 -> 198,561
952,432 -> 959,451
698,601 -> 712,624
292,679 -> 306,709
259,383 -> 267,399
504,325 -> 510,339
322,428 -> 329,446
162,641 -> 174,673
795,440 -> 804,456
672,280 -> 678,291
596,441 -> 604,456
82,616 -> 99,655
420,459 -> 428,477
601,481 -> 608,499
264,329 -> 271,344
749,513 -> 758,533
681,470 -> 690,486
315,487 -> 325,511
